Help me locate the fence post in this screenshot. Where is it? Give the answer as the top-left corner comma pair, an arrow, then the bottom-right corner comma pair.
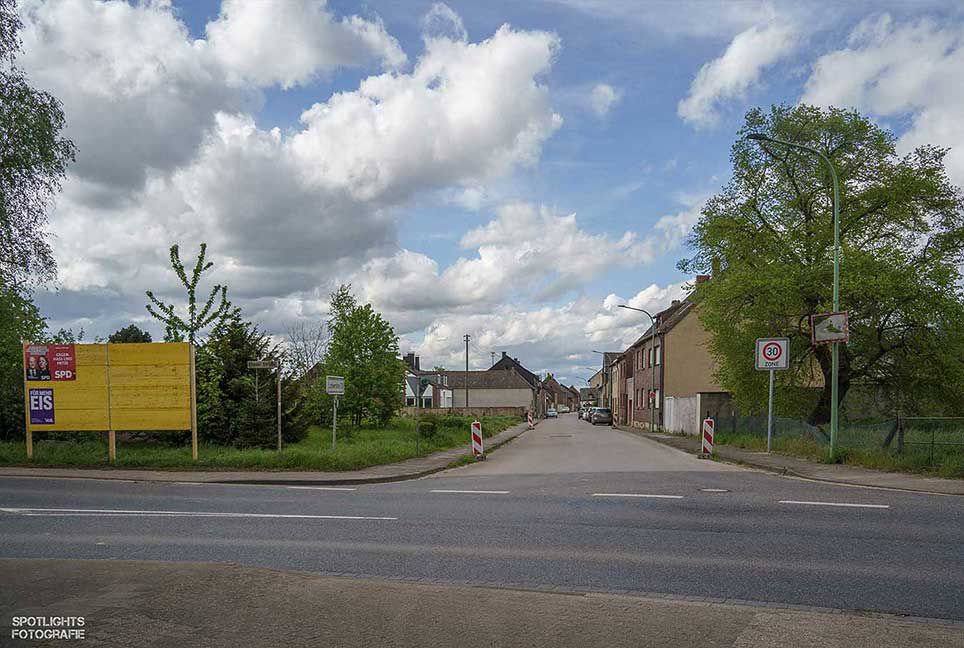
896,415 -> 904,454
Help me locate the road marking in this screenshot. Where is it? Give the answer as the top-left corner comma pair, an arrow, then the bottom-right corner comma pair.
592,493 -> 684,499
287,486 -> 357,491
430,489 -> 509,495
0,507 -> 396,520
700,488 -> 729,493
778,500 -> 889,509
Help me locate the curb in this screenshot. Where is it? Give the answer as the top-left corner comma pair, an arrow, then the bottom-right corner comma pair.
0,423 -> 530,487
629,427 -> 964,497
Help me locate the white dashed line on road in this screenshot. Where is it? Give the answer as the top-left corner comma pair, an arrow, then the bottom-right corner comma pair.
700,488 -> 729,493
287,486 -> 357,491
592,493 -> 684,499
0,507 -> 396,520
778,500 -> 890,509
430,490 -> 510,495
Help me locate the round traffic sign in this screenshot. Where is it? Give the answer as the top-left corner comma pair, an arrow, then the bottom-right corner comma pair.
762,341 -> 783,362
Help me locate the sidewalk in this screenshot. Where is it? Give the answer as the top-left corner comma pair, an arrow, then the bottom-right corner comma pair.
0,423 -> 529,486
625,427 -> 964,496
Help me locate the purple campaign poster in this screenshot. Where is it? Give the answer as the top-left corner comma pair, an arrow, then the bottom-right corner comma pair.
28,388 -> 54,425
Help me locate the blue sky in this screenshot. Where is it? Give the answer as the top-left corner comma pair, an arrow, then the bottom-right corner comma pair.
18,0 -> 964,384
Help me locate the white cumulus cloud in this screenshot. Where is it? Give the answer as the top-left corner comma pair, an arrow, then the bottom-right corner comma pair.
590,83 -> 621,117
802,14 -> 964,188
206,0 -> 407,89
678,20 -> 797,128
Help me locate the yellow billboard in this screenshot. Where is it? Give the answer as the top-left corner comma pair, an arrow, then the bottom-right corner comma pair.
23,342 -> 197,461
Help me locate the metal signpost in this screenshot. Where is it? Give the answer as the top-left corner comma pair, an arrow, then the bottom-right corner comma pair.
326,375 -> 345,450
755,338 -> 790,452
248,359 -> 282,451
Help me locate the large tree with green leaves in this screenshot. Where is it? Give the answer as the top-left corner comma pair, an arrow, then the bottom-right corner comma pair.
0,280 -> 46,440
0,0 -> 75,285
146,243 -> 231,344
108,324 -> 152,343
681,105 -> 964,422
320,285 -> 404,428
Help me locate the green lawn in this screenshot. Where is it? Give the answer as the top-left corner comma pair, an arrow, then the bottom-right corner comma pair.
716,430 -> 964,479
0,415 -> 519,472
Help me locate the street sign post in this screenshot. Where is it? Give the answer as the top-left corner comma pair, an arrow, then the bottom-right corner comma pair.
755,338 -> 790,452
701,417 -> 714,455
471,420 -> 484,459
326,376 -> 344,450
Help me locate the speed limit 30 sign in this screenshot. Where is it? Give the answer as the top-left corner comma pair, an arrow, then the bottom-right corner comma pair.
755,338 -> 789,371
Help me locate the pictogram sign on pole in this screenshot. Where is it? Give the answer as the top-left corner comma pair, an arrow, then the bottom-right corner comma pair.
471,420 -> 484,459
701,417 -> 714,456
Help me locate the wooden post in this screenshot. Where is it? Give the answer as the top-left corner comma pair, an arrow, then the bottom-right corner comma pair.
22,349 -> 33,459
106,343 -> 114,463
190,344 -> 198,461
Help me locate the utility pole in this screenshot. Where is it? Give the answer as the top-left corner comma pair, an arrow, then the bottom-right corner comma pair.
464,334 -> 470,410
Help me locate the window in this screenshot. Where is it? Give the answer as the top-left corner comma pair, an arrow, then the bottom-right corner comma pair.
406,397 -> 415,406
423,397 -> 433,408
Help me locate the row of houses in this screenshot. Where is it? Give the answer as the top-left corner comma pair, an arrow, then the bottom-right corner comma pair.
402,352 -> 579,417
592,275 -> 737,435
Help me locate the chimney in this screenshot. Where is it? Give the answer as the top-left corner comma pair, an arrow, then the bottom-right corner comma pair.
671,299 -> 680,306
501,351 -> 508,358
403,352 -> 419,372
414,355 -> 420,371
696,275 -> 711,285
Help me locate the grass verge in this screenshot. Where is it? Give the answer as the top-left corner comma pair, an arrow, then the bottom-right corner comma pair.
0,415 -> 520,472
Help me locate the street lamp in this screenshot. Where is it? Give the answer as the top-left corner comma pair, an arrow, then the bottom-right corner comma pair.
618,305 -> 657,432
747,133 -> 841,455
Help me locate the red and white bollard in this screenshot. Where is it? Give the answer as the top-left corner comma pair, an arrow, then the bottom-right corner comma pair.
471,420 -> 484,459
527,411 -> 534,429
701,417 -> 714,456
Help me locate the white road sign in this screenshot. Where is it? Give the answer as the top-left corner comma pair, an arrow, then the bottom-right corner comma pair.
811,311 -> 849,344
755,338 -> 789,371
247,360 -> 277,369
325,375 -> 345,395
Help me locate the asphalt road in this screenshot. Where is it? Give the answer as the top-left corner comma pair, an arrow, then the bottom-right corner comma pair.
2,414 -> 963,629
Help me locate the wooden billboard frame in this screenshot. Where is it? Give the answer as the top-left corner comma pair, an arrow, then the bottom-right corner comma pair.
23,342 -> 198,463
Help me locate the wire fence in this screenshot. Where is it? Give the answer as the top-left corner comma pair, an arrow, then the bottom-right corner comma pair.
718,413 -> 964,468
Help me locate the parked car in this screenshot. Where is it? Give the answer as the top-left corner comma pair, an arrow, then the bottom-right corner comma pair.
547,408 -> 557,418
583,407 -> 596,421
590,407 -> 612,425
558,405 -> 570,414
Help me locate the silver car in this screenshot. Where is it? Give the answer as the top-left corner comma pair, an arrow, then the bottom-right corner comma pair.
590,407 -> 612,425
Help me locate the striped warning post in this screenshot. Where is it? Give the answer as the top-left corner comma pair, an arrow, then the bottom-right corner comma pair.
471,420 -> 484,458
527,412 -> 534,429
701,417 -> 714,455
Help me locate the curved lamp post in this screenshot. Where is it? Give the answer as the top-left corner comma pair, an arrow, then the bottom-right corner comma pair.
618,305 -> 657,432
746,133 -> 841,455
